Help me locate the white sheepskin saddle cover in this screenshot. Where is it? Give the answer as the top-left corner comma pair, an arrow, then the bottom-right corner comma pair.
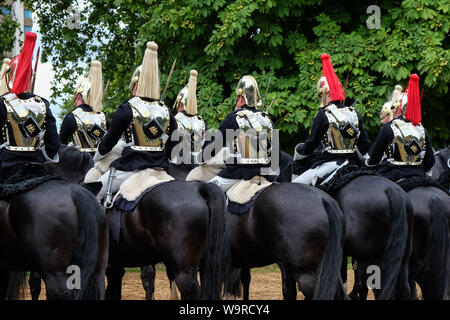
119,168 -> 174,202
186,148 -> 227,182
226,176 -> 272,204
186,164 -> 223,182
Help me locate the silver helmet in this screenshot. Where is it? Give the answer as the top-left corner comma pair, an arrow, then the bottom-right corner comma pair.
235,75 -> 262,108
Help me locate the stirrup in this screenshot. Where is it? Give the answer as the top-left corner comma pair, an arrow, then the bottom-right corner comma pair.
104,191 -> 121,209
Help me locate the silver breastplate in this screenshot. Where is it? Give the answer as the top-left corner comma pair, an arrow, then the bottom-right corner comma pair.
175,112 -> 206,155
72,108 -> 107,152
323,104 -> 359,154
234,109 -> 273,164
1,93 -> 46,152
126,97 -> 170,151
388,119 -> 426,165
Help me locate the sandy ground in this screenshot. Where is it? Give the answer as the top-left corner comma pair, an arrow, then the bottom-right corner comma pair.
22,269 -> 422,300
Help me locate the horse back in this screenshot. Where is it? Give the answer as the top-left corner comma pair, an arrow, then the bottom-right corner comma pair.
228,183 -> 335,268
336,175 -> 412,260
113,181 -> 210,266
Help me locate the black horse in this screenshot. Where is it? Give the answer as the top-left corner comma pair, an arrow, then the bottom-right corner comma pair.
141,151 -> 344,300
287,151 -> 414,300
343,148 -> 450,300
46,145 -> 230,300
223,182 -> 348,300
350,183 -> 450,300
0,166 -> 108,300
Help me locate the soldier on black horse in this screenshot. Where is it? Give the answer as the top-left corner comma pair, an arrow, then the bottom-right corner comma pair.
169,69 -> 206,180
349,75 -> 450,300
290,53 -> 413,300
292,53 -> 371,185
59,60 -> 109,156
366,74 -> 435,180
190,75 -> 279,191
0,32 -> 108,300
69,41 -> 230,300
186,74 -> 347,300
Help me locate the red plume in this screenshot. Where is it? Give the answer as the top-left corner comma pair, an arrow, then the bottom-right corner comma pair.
11,32 -> 37,95
321,53 -> 345,101
405,74 -> 421,126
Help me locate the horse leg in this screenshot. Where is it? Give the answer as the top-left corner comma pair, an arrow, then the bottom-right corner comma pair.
41,272 -> 74,300
29,272 -> 42,300
356,263 -> 369,300
341,258 -> 350,296
140,265 -> 156,300
173,268 -> 201,300
167,267 -> 179,300
348,260 -> 361,300
279,263 -> 297,300
296,271 -> 317,300
105,265 -> 125,300
240,268 -> 251,300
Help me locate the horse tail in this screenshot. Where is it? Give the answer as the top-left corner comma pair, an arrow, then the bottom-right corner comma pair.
71,186 -> 102,300
422,195 -> 449,299
314,197 -> 346,300
378,187 -> 409,300
198,182 -> 230,300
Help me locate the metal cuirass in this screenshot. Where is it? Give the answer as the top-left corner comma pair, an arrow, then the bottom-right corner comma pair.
72,108 -> 107,152
323,104 -> 359,154
1,93 -> 46,152
126,97 -> 170,151
175,112 -> 206,155
388,119 -> 425,166
234,109 -> 273,165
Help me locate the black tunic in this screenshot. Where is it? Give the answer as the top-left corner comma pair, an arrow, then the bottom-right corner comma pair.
297,101 -> 371,168
201,105 -> 280,180
97,97 -> 178,172
367,116 -> 435,181
59,104 -> 110,145
0,92 -> 61,171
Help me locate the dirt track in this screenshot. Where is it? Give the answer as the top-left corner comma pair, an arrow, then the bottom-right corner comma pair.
24,268 -> 421,300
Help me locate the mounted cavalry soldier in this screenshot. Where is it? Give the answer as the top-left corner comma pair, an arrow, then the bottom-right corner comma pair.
0,32 -> 60,173
202,75 -> 279,192
93,41 -> 178,202
172,69 -> 206,164
366,74 -> 435,181
60,60 -> 109,153
292,53 -> 370,186
379,85 -> 403,125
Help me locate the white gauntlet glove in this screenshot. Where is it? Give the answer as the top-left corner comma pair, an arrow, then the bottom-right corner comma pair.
293,143 -> 309,161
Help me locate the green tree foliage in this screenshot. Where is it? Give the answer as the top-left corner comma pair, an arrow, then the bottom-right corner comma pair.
0,2 -> 20,56
29,0 -> 450,151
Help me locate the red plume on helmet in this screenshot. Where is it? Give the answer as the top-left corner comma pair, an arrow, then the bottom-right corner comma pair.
10,32 -> 37,95
405,74 -> 421,126
321,53 -> 345,101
